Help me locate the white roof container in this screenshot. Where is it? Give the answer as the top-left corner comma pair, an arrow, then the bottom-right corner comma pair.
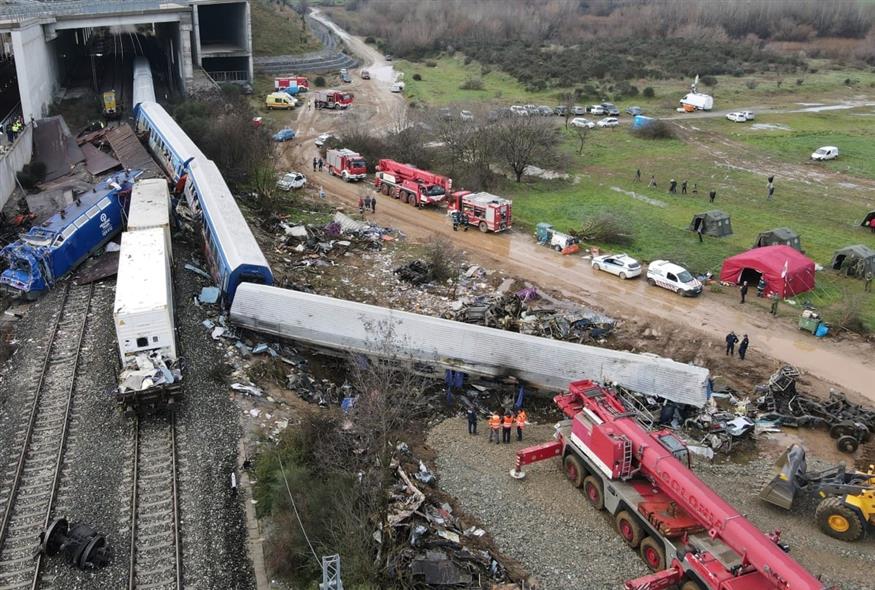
129,178 -> 172,261
114,228 -> 176,363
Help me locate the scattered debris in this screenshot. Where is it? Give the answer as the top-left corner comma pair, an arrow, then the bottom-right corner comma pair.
198,286 -> 221,304
116,351 -> 182,393
37,518 -> 110,570
394,260 -> 433,285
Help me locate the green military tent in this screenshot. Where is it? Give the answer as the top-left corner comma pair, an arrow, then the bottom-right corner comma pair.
753,228 -> 801,251
689,210 -> 732,237
831,244 -> 875,277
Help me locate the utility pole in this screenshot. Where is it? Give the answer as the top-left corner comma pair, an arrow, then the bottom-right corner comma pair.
319,554 -> 343,590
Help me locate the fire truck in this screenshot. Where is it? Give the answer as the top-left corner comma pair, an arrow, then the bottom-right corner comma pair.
313,90 -> 353,110
374,159 -> 451,207
326,149 -> 367,182
448,191 -> 512,232
513,380 -> 825,590
274,76 -> 309,92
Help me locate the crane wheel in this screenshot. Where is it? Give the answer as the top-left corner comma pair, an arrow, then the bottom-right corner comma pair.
639,537 -> 666,571
836,435 -> 859,453
815,497 -> 864,541
583,475 -> 605,510
615,510 -> 644,548
563,455 -> 585,488
680,580 -> 705,590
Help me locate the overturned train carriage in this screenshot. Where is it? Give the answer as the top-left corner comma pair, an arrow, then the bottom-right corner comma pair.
230,284 -> 710,407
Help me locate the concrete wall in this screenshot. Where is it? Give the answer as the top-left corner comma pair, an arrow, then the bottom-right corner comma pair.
11,22 -> 59,122
0,123 -> 33,210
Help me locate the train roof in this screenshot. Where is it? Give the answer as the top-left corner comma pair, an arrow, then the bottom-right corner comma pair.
188,158 -> 270,271
114,228 -> 169,315
132,57 -> 156,106
137,102 -> 204,163
129,179 -> 170,230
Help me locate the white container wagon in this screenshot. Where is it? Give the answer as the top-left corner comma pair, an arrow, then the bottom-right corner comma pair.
114,227 -> 176,364
128,178 -> 172,261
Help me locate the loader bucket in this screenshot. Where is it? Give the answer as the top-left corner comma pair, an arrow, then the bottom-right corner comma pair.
760,444 -> 808,510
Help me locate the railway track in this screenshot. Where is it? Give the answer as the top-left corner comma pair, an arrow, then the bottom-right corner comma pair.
129,414 -> 181,590
0,282 -> 93,588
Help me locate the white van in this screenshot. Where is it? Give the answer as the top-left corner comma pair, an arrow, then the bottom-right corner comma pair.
646,260 -> 703,296
811,146 -> 839,161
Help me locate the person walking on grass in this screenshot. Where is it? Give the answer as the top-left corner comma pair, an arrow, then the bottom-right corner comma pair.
648,175 -> 657,189
725,331 -> 738,356
692,183 -> 698,194
767,175 -> 775,201
865,270 -> 873,293
770,292 -> 780,315
738,334 -> 750,360
634,168 -> 641,183
709,189 -> 716,203
668,178 -> 677,194
697,224 -> 704,243
739,281 -> 749,304
466,408 -> 478,436
681,179 -> 688,194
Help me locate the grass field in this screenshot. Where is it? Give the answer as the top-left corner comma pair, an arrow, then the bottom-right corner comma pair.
250,0 -> 321,56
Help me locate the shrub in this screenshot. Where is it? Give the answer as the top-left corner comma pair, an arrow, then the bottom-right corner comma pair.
480,65 -> 492,76
314,76 -> 326,87
700,75 -> 718,86
425,60 -> 437,68
630,120 -> 676,140
459,77 -> 484,90
463,55 -> 472,65
575,213 -> 634,246
422,238 -> 464,282
745,79 -> 758,89
412,73 -> 422,81
796,78 -> 804,85
364,36 -> 375,44
642,86 -> 655,98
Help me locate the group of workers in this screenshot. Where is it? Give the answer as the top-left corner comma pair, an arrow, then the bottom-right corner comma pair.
466,408 -> 528,443
2,116 -> 25,144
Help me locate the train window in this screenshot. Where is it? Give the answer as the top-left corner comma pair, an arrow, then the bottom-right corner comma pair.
74,216 -> 89,229
136,336 -> 148,348
98,197 -> 112,210
85,206 -> 100,219
61,225 -> 76,240
152,336 -> 159,342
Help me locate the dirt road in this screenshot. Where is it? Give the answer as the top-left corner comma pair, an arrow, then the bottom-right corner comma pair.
284,12 -> 875,403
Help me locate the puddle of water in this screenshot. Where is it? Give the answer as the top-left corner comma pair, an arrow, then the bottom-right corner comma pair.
751,123 -> 791,131
609,186 -> 668,208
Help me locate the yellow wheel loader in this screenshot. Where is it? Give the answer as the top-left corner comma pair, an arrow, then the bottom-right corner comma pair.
760,444 -> 874,541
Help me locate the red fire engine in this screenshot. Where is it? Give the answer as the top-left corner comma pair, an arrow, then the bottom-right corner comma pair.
513,380 -> 825,590
448,191 -> 512,232
274,76 -> 309,91
326,149 -> 367,182
374,159 -> 451,207
313,90 -> 353,110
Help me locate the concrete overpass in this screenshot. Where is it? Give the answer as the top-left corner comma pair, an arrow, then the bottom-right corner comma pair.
0,0 -> 254,123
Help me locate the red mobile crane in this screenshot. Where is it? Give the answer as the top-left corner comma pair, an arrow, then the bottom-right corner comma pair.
513,380 -> 825,590
374,159 -> 452,207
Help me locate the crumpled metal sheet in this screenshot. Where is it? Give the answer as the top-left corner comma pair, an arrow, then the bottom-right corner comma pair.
230,284 -> 711,407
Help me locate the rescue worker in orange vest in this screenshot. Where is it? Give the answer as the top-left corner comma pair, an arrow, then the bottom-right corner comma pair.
488,411 -> 501,444
502,411 -> 514,444
516,409 -> 528,441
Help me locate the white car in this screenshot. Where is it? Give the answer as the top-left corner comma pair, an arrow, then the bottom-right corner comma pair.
459,110 -> 474,121
277,171 -> 306,191
570,117 -> 595,129
592,253 -> 641,279
510,105 -> 529,117
646,260 -> 703,297
314,133 -> 333,147
572,106 -> 587,115
589,104 -> 606,115
726,112 -> 747,123
597,117 -> 619,128
811,146 -> 839,161
740,111 -> 755,120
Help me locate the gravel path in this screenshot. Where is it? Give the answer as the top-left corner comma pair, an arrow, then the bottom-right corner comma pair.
427,418 -> 649,590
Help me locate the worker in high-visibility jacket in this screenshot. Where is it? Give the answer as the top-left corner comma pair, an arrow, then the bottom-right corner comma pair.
488,411 -> 501,444
516,409 -> 528,441
501,411 -> 514,444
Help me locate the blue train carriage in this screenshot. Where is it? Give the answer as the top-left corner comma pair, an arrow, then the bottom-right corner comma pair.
0,171 -> 139,298
133,101 -> 204,182
184,159 -> 273,304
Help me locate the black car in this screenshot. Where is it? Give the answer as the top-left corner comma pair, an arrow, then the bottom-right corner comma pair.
554,105 -> 568,116
626,106 -> 643,116
601,102 -> 620,116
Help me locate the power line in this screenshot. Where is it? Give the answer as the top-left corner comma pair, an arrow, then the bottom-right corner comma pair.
277,455 -> 320,566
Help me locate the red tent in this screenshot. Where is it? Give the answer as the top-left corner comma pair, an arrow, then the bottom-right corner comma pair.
719,245 -> 815,298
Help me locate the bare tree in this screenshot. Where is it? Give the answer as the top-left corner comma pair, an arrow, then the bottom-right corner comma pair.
560,92 -> 576,129
494,115 -> 559,182
573,124 -> 589,156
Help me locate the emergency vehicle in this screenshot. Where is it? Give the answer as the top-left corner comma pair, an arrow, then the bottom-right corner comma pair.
448,191 -> 512,232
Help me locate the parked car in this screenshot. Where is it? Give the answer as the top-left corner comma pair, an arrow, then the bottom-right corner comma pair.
597,117 -> 619,128
740,111 -> 755,120
589,104 -> 606,115
626,106 -> 643,116
340,72 -> 351,83
510,105 -> 529,117
554,105 -> 568,116
538,105 -> 554,116
726,112 -> 747,123
572,106 -> 587,115
361,70 -> 371,80
646,260 -> 703,296
570,117 -> 595,129
277,172 -> 306,191
811,146 -> 839,161
314,133 -> 333,147
390,82 -> 404,93
524,104 -> 539,115
591,253 -> 641,279
273,128 -> 296,142
439,107 -> 453,120
460,110 -> 474,121
601,102 -> 620,116
385,54 -> 393,61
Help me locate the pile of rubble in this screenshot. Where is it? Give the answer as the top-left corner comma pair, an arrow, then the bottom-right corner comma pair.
388,447 -> 519,588
116,350 -> 183,393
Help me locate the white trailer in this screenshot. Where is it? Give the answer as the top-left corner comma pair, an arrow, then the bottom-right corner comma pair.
114,228 -> 176,364
679,92 -> 713,111
128,178 -> 172,261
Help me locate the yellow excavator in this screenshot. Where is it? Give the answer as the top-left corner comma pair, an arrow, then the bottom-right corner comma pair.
760,444 -> 875,541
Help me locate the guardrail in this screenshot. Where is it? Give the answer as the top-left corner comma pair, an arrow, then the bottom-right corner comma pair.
207,70 -> 248,83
